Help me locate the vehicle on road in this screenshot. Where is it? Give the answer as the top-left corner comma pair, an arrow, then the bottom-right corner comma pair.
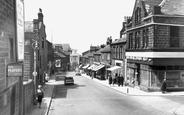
64,76 -> 74,85
75,72 -> 81,76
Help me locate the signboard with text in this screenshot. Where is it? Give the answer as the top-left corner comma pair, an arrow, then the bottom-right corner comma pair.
16,0 -> 24,61
7,64 -> 23,77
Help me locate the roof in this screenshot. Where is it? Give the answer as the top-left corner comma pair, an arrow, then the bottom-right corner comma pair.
160,0 -> 184,16
100,45 -> 110,53
93,49 -> 102,55
54,52 -> 66,58
25,21 -> 34,32
111,35 -> 126,45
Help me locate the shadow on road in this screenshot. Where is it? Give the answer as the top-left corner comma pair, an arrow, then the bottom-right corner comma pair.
53,83 -> 86,98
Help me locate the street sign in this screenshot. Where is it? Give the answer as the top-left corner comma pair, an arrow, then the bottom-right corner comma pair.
7,64 -> 23,77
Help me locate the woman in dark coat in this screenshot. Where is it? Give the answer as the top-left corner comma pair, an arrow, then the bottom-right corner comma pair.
108,76 -> 112,86
161,79 -> 167,93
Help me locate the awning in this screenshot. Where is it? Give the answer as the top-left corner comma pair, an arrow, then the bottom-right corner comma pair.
107,66 -> 121,71
92,64 -> 105,71
79,64 -> 83,68
87,64 -> 97,70
82,64 -> 90,69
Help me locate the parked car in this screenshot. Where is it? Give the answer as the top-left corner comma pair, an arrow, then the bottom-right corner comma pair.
75,72 -> 81,76
64,76 -> 74,85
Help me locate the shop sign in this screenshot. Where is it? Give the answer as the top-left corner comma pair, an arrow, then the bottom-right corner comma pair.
7,64 -> 23,77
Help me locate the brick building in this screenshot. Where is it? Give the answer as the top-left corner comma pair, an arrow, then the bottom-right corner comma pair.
0,0 -> 25,115
24,9 -> 47,86
126,0 -> 184,91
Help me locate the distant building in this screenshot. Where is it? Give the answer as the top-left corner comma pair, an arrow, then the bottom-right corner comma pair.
70,49 -> 80,71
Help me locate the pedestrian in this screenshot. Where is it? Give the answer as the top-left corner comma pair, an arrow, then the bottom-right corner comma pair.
112,73 -> 117,86
161,78 -> 167,93
117,74 -> 121,87
37,85 -> 44,108
108,76 -> 112,86
121,74 -> 124,86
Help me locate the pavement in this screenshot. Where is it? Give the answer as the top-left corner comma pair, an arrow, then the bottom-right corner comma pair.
26,72 -> 184,115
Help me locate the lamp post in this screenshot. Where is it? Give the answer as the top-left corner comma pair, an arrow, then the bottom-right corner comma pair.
32,39 -> 38,104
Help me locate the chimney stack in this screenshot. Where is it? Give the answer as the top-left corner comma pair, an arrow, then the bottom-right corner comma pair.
38,8 -> 44,22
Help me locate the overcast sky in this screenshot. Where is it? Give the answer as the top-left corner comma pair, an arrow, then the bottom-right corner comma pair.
24,0 -> 135,54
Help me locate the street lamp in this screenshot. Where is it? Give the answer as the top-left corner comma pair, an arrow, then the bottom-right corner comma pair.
32,39 -> 39,104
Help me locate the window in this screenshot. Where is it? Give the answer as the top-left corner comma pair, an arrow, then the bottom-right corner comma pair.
135,31 -> 140,49
42,38 -> 44,48
135,7 -> 141,24
107,54 -> 110,60
117,46 -> 119,59
170,26 -> 179,47
129,33 -> 133,49
9,38 -> 14,61
143,29 -> 149,48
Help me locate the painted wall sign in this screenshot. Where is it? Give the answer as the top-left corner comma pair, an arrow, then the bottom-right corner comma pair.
16,0 -> 24,61
7,64 -> 23,77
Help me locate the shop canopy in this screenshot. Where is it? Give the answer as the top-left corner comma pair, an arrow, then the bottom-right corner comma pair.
107,66 -> 121,71
87,64 -> 97,70
79,64 -> 83,68
82,64 -> 90,69
92,64 -> 105,71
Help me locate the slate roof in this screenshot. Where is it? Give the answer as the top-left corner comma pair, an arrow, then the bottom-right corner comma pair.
100,45 -> 110,53
111,35 -> 126,45
160,0 -> 184,16
93,49 -> 102,55
54,52 -> 66,58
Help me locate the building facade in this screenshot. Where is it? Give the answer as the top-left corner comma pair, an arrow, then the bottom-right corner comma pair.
70,49 -> 80,71
126,0 -> 184,91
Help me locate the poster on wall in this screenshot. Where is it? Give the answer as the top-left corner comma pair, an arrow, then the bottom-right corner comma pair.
16,0 -> 24,61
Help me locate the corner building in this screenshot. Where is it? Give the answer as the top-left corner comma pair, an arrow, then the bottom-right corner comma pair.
126,0 -> 184,91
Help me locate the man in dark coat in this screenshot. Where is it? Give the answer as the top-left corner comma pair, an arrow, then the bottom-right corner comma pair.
161,78 -> 167,93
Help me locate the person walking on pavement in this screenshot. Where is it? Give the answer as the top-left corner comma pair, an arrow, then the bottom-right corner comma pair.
121,74 -> 124,86
37,85 -> 44,108
117,74 -> 121,87
108,75 -> 112,86
161,78 -> 167,93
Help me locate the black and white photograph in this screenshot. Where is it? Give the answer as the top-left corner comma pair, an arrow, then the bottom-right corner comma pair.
0,0 -> 184,115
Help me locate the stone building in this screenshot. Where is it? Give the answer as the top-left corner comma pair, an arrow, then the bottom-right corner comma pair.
126,0 -> 184,91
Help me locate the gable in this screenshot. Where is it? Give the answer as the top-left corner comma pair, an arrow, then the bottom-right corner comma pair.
131,0 -> 163,27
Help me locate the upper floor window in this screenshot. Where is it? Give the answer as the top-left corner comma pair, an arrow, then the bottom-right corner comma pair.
135,7 -> 141,24
128,33 -> 133,49
170,26 -> 179,47
143,29 -> 149,48
9,38 -> 14,61
42,38 -> 44,48
135,31 -> 140,49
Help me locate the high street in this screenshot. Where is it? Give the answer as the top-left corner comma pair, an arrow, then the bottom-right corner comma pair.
48,72 -> 171,115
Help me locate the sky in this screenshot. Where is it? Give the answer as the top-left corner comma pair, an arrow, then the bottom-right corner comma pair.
24,0 -> 135,54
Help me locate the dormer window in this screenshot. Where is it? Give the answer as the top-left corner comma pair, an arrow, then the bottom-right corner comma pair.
135,7 -> 141,24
